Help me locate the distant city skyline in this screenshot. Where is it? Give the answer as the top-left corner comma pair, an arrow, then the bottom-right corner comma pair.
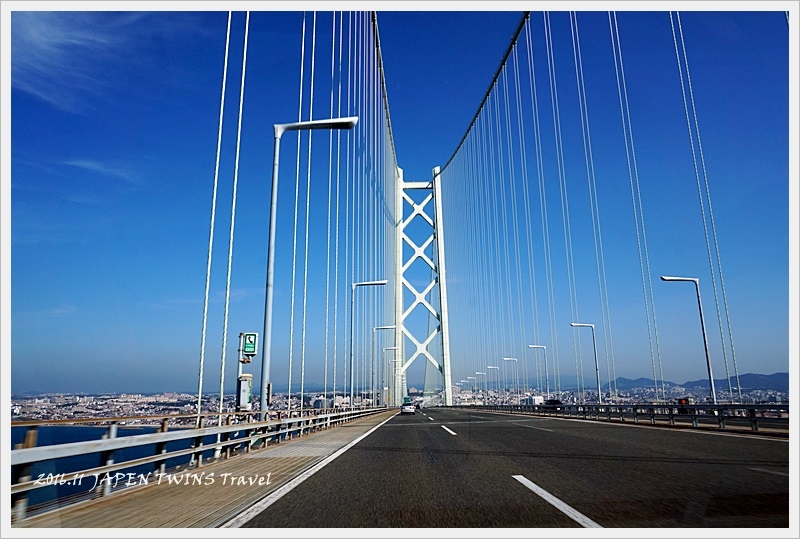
9,370 -> 789,398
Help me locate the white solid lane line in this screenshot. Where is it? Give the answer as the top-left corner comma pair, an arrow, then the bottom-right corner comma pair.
441,425 -> 457,435
513,475 -> 602,528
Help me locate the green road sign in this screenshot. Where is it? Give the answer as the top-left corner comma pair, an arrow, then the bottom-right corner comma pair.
243,332 -> 258,356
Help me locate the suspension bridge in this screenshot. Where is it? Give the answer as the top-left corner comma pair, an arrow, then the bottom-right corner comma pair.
7,8 -> 791,531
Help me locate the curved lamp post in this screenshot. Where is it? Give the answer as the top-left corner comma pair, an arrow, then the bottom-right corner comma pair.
570,322 -> 601,404
259,116 -> 358,419
661,275 -> 717,405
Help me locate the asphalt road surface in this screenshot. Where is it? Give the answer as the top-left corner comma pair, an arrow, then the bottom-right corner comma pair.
241,407 -> 789,528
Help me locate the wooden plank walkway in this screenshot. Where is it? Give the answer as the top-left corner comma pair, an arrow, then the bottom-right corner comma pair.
14,410 -> 397,528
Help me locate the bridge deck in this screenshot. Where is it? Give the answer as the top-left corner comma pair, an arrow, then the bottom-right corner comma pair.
14,410 -> 396,528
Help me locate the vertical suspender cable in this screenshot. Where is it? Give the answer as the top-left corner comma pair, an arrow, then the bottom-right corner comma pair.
343,11 -> 353,401
671,12 -> 740,402
323,12 -> 338,408
298,12 -> 318,416
610,11 -> 666,402
502,63 -> 528,398
570,11 -> 618,401
359,13 -> 368,399
494,87 -> 515,370
197,12 -> 232,424
545,12 -> 585,401
218,11 -> 250,424
512,38 -> 543,396
332,11 -> 345,404
351,13 -> 361,400
287,13 -> 308,408
525,18 -> 561,395
479,113 -> 501,386
485,95 -> 505,385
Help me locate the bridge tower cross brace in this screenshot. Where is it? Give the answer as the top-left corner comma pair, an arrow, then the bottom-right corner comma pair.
392,166 -> 453,406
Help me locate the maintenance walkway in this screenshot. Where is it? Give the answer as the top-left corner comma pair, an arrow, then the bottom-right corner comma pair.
15,409 -> 396,528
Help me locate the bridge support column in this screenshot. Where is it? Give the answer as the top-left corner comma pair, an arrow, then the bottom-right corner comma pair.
393,166 -> 453,406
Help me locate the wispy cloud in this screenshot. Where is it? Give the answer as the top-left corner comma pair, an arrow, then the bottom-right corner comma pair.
12,305 -> 79,330
12,12 -> 132,112
63,159 -> 138,185
12,156 -> 142,205
11,12 -> 211,114
47,305 -> 78,316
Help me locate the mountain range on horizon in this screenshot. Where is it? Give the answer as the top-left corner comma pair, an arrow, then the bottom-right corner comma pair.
603,372 -> 789,393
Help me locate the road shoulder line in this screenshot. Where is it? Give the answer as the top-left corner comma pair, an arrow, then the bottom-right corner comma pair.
222,412 -> 398,528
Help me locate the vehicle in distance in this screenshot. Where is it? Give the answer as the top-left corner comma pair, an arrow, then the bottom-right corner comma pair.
544,399 -> 563,409
401,396 -> 415,415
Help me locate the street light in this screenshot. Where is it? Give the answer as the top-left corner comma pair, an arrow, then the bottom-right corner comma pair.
660,275 -> 717,405
259,116 -> 358,419
372,325 -> 395,408
467,376 -> 477,394
382,346 -> 399,406
350,280 -> 388,408
527,345 -> 549,400
570,322 -> 602,404
502,358 -> 519,404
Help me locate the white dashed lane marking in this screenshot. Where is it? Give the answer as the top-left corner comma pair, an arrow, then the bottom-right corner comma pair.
513,475 -> 602,528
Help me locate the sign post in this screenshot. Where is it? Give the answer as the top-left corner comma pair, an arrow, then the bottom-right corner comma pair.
237,332 -> 258,412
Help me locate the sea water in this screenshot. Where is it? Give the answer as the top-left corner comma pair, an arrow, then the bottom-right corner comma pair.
10,425 -> 220,511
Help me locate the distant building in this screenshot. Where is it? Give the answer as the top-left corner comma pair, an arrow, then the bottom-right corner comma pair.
312,398 -> 331,409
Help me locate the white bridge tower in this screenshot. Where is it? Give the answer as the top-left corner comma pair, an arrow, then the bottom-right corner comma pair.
392,166 -> 453,406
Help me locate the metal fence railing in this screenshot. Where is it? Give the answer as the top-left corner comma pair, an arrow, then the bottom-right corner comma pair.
10,407 -> 386,523
456,403 -> 790,433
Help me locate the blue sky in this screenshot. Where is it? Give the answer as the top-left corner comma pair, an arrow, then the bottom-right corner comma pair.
3,5 -> 795,396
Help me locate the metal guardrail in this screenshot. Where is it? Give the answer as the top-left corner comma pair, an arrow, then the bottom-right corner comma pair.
10,407 -> 385,523
457,403 -> 790,433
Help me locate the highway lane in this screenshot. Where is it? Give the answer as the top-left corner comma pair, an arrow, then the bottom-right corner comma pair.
239,407 -> 789,528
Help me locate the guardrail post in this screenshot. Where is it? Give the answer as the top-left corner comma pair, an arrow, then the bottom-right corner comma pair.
749,408 -> 759,432
224,415 -> 233,459
11,426 -> 38,523
244,415 -> 254,453
154,418 -> 169,476
192,416 -> 205,468
99,423 -> 118,496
